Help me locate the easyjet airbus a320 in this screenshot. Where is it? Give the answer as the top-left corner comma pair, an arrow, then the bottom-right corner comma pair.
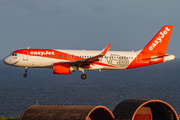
3,25 -> 176,79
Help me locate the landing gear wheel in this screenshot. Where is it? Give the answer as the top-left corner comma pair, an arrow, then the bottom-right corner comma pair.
23,73 -> 27,78
23,67 -> 28,78
81,74 -> 87,80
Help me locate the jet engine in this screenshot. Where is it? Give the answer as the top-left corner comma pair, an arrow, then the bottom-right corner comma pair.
53,63 -> 77,74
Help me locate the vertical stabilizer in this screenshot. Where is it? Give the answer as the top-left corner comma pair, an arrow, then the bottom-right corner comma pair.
141,25 -> 173,55
127,25 -> 175,69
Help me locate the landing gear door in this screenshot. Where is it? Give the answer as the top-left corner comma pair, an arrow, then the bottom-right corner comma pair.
23,50 -> 29,61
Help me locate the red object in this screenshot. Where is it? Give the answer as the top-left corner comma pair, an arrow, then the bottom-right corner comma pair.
134,107 -> 152,120
53,63 -> 71,74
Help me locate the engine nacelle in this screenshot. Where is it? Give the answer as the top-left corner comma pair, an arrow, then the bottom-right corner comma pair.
53,63 -> 77,74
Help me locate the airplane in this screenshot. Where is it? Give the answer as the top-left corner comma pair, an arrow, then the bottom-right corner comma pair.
3,25 -> 176,80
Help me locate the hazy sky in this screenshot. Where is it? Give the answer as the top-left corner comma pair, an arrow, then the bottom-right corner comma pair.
1,0 -> 180,59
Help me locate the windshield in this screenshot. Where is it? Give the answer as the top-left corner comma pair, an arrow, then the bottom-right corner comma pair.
10,53 -> 17,56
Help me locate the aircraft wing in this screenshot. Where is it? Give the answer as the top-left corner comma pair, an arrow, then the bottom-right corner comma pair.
70,44 -> 111,67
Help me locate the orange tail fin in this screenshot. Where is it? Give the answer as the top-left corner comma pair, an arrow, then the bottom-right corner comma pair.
141,25 -> 173,55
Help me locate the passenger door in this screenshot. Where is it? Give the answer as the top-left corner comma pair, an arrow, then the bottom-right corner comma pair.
23,50 -> 29,61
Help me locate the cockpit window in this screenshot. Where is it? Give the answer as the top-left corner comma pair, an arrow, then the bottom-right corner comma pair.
10,53 -> 17,56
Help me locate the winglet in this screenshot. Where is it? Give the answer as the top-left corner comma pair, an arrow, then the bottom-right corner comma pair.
101,44 -> 111,56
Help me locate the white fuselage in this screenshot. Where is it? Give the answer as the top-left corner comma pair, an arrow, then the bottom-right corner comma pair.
3,49 -> 140,70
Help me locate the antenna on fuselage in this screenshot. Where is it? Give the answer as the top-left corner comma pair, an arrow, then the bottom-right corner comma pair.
27,47 -> 30,49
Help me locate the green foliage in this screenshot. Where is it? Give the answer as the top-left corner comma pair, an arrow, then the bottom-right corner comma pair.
0,115 -> 19,120
6,116 -> 13,120
14,115 -> 20,119
0,116 -> 4,120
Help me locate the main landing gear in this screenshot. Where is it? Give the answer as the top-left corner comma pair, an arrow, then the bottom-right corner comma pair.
79,68 -> 87,80
81,74 -> 87,80
23,67 -> 28,78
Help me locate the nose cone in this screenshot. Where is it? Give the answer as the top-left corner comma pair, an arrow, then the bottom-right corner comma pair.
3,56 -> 10,65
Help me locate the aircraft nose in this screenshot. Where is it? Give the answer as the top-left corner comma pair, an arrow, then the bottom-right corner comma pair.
3,56 -> 10,65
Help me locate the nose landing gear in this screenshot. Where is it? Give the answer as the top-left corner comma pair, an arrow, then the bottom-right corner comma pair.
23,67 -> 28,78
